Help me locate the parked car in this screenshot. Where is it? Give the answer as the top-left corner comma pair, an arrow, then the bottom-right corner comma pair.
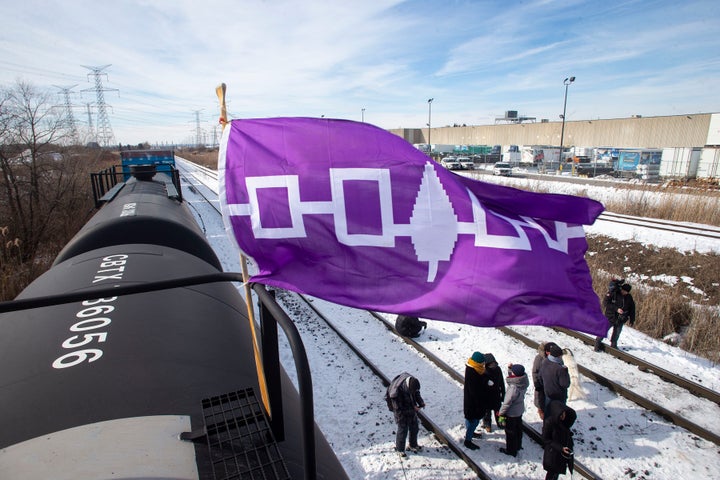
493,162 -> 513,176
457,156 -> 474,169
441,156 -> 462,170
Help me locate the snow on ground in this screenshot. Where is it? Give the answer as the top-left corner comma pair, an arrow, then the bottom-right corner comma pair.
179,161 -> 720,479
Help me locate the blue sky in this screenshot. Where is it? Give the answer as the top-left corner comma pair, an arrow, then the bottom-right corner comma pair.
1,0 -> 719,145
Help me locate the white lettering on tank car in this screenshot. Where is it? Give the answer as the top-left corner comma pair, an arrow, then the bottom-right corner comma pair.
120,203 -> 136,217
93,254 -> 128,283
52,255 -> 127,369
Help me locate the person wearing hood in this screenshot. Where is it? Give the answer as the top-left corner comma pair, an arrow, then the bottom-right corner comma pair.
463,351 -> 492,450
497,363 -> 529,457
542,400 -> 576,480
481,352 -> 506,433
532,342 -> 557,420
394,315 -> 427,338
385,372 -> 425,457
538,344 -> 571,415
595,281 -> 636,351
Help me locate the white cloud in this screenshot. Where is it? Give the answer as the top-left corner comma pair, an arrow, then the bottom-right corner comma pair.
1,0 -> 718,144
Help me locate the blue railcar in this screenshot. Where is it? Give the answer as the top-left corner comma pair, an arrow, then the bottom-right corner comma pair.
120,149 -> 176,180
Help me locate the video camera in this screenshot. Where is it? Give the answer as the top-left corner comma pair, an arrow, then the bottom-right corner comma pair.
608,278 -> 625,294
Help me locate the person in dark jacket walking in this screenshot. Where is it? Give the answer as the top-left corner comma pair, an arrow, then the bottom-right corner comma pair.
394,315 -> 427,338
532,342 -> 557,420
538,344 -> 571,415
385,372 -> 425,457
463,352 -> 492,450
595,280 -> 636,351
481,353 -> 505,432
542,400 -> 576,480
498,363 -> 529,457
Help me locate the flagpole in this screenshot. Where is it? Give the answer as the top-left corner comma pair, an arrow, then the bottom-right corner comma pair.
216,83 -> 272,416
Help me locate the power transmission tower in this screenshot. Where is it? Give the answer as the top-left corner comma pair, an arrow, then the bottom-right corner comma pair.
193,110 -> 204,148
53,85 -> 80,144
81,64 -> 118,147
85,103 -> 95,142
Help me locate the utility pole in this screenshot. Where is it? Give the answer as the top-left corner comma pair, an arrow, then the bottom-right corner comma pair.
559,76 -> 575,174
427,98 -> 434,157
81,64 -> 118,147
53,85 -> 80,144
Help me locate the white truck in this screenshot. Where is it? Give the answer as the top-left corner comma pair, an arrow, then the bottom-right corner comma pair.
457,156 -> 474,169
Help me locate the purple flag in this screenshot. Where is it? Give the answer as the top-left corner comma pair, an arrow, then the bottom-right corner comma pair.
219,117 -> 609,336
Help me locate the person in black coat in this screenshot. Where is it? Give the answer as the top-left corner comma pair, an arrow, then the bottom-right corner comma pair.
532,342 -> 557,420
481,353 -> 505,432
542,400 -> 576,480
595,280 -> 637,351
463,351 -> 492,450
385,372 -> 425,456
395,315 -> 427,338
538,344 -> 571,415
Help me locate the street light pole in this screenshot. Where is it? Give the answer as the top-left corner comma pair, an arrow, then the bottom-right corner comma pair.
559,76 -> 575,174
361,108 -> 365,122
427,98 -> 434,156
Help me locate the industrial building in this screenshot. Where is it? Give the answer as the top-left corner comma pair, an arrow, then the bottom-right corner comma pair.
389,112 -> 720,179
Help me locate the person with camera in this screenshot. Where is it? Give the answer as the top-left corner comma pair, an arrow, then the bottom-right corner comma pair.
594,279 -> 636,351
542,400 -> 576,480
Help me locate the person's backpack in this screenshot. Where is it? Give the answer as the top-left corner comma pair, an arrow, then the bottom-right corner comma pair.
384,387 -> 394,411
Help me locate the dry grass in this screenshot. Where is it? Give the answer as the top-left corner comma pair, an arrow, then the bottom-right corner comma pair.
681,308 -> 720,364
177,148 -> 218,169
602,186 -> 720,227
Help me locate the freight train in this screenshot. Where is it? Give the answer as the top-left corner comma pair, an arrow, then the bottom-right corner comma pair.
0,152 -> 348,480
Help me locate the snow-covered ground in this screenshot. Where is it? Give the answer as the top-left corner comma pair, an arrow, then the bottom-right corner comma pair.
180,161 -> 720,479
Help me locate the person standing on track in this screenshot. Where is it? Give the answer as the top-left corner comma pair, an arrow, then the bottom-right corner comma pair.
538,344 -> 571,416
542,400 -> 576,480
498,363 -> 529,457
595,280 -> 636,351
463,351 -> 492,450
385,372 -> 425,457
481,353 -> 505,433
532,342 -> 558,420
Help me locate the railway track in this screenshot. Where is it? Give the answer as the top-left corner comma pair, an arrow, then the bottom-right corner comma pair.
597,211 -> 720,240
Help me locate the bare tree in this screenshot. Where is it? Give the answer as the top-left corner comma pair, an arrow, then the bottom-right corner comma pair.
0,80 -> 93,267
